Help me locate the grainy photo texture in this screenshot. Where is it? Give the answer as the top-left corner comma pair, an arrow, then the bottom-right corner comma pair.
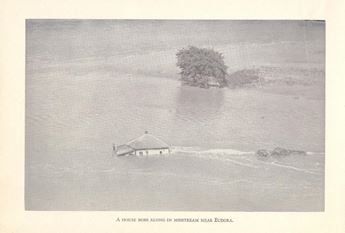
25,20 -> 325,211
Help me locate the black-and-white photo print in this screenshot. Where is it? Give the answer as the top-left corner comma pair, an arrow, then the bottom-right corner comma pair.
25,20 -> 325,211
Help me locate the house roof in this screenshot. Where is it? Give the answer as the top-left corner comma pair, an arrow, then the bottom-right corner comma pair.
116,144 -> 135,155
126,132 -> 169,150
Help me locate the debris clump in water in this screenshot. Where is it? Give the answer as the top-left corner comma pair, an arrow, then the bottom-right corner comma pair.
256,147 -> 307,158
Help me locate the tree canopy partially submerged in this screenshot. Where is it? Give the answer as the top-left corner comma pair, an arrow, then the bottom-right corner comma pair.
176,46 -> 228,88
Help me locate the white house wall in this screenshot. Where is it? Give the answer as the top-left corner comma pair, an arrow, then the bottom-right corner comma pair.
135,148 -> 170,156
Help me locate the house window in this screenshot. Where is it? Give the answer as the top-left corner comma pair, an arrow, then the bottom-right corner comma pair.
146,151 -> 148,155
139,151 -> 143,156
160,151 -> 162,154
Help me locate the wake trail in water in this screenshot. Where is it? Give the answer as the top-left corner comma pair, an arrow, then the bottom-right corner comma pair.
266,162 -> 321,175
172,146 -> 252,155
171,146 -> 259,168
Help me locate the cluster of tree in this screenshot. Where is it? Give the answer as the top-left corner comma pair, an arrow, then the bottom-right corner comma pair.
176,46 -> 228,88
176,46 -> 262,89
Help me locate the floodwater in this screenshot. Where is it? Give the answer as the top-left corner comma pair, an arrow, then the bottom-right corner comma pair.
25,72 -> 325,211
26,72 -> 324,156
25,20 -> 325,211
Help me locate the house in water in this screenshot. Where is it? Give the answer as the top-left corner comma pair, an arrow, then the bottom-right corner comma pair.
114,131 -> 170,156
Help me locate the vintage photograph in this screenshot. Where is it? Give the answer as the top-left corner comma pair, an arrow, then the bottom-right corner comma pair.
25,20 -> 325,211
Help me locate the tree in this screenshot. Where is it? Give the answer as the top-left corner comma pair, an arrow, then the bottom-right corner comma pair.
176,46 -> 228,88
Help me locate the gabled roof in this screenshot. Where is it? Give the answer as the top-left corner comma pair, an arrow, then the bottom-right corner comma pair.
116,144 -> 135,156
126,132 -> 169,150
